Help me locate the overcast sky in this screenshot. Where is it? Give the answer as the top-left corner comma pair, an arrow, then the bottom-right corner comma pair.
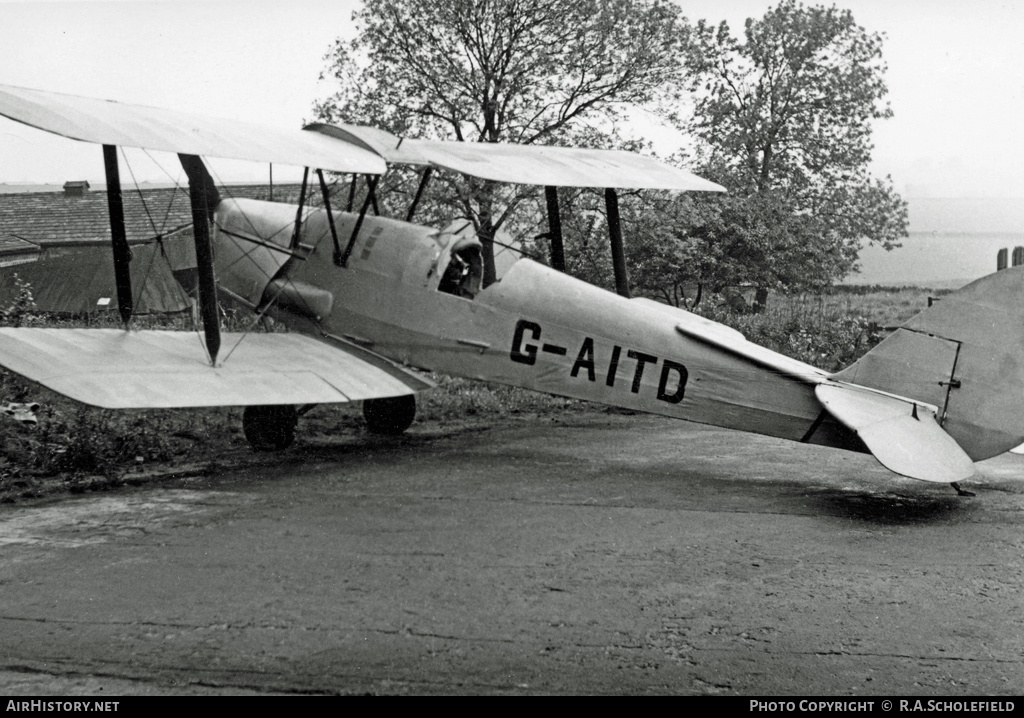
0,0 -> 1021,198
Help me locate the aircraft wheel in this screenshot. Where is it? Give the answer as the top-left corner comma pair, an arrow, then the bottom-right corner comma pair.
242,405 -> 297,451
363,395 -> 416,435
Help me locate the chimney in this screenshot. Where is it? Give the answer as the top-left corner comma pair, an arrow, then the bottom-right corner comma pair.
62,180 -> 90,197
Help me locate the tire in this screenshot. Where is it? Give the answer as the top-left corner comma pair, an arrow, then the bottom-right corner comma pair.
362,395 -> 416,435
242,405 -> 298,451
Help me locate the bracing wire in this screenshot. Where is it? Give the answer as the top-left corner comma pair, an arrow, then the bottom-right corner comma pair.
204,162 -> 340,365
118,147 -> 173,318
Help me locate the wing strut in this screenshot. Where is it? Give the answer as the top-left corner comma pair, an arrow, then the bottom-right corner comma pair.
406,167 -> 433,222
178,154 -> 221,365
290,167 -> 309,249
604,188 -> 630,298
345,174 -> 357,211
316,169 -> 343,262
102,145 -> 133,325
544,185 -> 565,272
338,175 -> 379,267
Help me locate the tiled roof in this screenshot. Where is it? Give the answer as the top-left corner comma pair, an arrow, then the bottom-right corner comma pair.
0,184 -> 307,248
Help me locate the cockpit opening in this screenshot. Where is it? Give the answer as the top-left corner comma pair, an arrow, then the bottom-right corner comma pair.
437,236 -> 483,299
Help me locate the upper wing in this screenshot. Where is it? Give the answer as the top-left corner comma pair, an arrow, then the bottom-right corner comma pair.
306,123 -> 725,191
0,84 -> 386,174
0,328 -> 431,409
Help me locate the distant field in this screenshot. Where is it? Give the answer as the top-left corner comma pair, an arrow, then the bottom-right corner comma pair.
772,286 -> 941,330
846,232 -> 1023,288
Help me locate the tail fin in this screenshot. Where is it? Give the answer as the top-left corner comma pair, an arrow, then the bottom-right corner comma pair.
833,266 -> 1024,461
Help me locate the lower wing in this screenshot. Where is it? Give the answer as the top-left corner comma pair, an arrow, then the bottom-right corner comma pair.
0,328 -> 431,409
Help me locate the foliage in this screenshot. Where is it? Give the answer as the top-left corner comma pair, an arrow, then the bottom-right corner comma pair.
699,294 -> 883,372
315,0 -> 689,284
533,187 -> 862,307
0,368 -> 236,490
686,1 -> 890,193
417,374 -> 585,422
636,0 -> 910,301
0,274 -> 39,327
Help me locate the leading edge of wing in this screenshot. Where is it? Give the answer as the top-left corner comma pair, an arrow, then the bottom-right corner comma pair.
815,383 -> 975,483
0,328 -> 432,409
0,84 -> 386,175
306,122 -> 725,191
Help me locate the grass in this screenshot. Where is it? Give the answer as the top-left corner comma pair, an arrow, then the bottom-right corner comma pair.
416,373 -> 587,422
791,286 -> 949,330
0,283 -> 943,501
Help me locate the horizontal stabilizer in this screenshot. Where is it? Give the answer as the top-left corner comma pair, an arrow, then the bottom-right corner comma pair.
815,383 -> 975,483
0,328 -> 432,409
306,123 -> 725,191
0,84 -> 386,174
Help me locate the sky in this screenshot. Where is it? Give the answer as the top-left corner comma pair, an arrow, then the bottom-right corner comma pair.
0,0 -> 1022,198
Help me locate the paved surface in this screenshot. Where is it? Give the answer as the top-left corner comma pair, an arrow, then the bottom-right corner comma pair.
0,413 -> 1022,695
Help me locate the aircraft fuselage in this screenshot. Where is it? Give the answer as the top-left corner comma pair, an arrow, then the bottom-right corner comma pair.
214,199 -> 864,454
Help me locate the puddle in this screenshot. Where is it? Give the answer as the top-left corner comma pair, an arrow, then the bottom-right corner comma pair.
0,490 -> 247,548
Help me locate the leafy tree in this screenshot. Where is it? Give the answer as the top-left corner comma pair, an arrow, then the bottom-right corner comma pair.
652,0 -> 908,304
315,0 -> 689,285
545,187 -> 854,309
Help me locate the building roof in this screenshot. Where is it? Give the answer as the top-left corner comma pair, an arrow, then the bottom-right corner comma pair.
0,235 -> 41,258
0,182 -> 310,313
0,183 -> 307,248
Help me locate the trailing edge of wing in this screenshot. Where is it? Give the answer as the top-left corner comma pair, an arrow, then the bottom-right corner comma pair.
306,122 -> 725,191
0,328 -> 431,409
0,84 -> 386,174
815,383 -> 975,483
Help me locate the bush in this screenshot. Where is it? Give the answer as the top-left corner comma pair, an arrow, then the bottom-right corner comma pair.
0,274 -> 39,327
698,297 -> 883,372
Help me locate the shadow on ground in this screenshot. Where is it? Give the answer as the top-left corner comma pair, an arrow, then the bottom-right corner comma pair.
806,487 -> 975,526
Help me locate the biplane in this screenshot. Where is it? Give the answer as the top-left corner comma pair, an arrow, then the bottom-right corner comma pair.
0,84 -> 1021,495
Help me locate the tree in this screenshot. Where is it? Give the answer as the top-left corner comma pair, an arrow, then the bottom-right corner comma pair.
548,186 -> 855,309
315,0 -> 689,285
660,0 -> 908,301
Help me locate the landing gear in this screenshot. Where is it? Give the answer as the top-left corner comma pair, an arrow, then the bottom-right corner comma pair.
242,405 -> 298,451
951,482 -> 976,497
363,395 -> 416,435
